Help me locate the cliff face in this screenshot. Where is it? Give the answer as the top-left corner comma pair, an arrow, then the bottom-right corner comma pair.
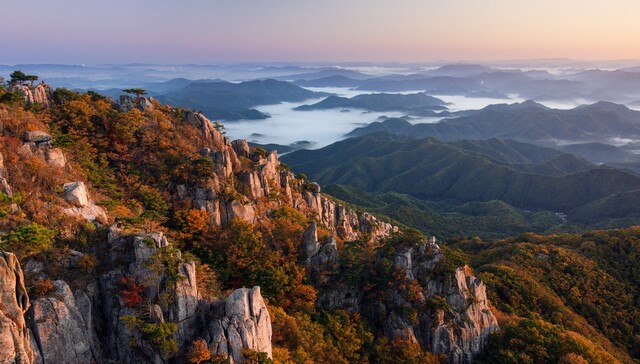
0,253 -> 34,364
177,110 -> 396,242
0,96 -> 497,363
1,228 -> 272,364
304,223 -> 499,364
10,83 -> 54,106
390,242 -> 499,363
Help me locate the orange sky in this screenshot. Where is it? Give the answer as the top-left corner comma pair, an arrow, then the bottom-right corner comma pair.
2,0 -> 640,63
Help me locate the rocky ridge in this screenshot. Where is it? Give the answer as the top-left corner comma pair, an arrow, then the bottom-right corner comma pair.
0,94 -> 498,363
303,223 -> 499,364
1,227 -> 272,364
175,109 -> 397,242
10,83 -> 54,106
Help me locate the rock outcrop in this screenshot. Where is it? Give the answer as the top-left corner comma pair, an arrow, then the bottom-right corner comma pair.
382,241 -> 498,364
18,131 -> 67,168
302,223 -> 338,267
313,236 -> 499,364
28,281 -> 96,364
10,83 -> 54,106
63,182 -> 89,207
300,183 -> 397,241
0,228 -> 273,364
179,111 -> 396,242
207,287 -> 272,363
118,95 -> 155,112
0,152 -> 12,197
0,253 -> 34,364
62,182 -> 108,224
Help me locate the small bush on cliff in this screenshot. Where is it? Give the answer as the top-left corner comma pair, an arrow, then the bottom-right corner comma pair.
118,277 -> 145,308
122,315 -> 178,355
433,246 -> 468,276
242,349 -> 274,364
2,222 -> 56,258
186,339 -> 211,364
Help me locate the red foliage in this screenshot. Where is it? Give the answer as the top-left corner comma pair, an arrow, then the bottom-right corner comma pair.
118,277 -> 145,308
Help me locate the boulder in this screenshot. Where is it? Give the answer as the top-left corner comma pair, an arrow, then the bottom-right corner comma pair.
63,182 -> 89,207
23,131 -> 52,143
45,148 -> 67,168
64,202 -> 108,224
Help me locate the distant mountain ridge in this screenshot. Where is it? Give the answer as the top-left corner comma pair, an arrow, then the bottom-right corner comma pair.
283,134 -> 640,229
294,92 -> 449,115
347,101 -> 640,148
155,79 -> 329,121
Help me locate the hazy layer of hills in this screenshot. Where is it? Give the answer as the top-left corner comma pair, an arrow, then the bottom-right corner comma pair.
294,92 -> 449,116
346,101 -> 640,165
283,134 -> 640,235
7,61 -> 640,105
155,79 -> 328,120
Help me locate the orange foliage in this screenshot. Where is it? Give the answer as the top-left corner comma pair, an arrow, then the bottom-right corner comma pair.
186,339 -> 211,364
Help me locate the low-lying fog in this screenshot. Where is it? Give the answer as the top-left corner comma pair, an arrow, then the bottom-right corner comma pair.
223,87 -> 591,149
223,98 -> 407,150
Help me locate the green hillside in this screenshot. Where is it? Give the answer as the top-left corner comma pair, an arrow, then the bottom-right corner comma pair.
283,134 -> 640,230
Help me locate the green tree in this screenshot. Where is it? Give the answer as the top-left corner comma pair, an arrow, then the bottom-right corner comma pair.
123,88 -> 147,100
10,70 -> 38,86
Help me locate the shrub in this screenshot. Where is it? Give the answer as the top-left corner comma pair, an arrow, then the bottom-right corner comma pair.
2,223 -> 56,258
137,185 -> 169,219
186,339 -> 211,364
122,315 -> 178,355
433,246 -> 468,276
78,253 -> 98,273
118,277 -> 145,308
242,349 -> 273,364
31,278 -> 55,297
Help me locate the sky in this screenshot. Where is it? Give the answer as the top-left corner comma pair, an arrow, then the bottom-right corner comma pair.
2,0 -> 640,64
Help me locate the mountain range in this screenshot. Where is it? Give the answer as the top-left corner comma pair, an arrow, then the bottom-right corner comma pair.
294,92 -> 449,115
282,134 -> 640,233
155,79 -> 329,121
347,101 -> 640,153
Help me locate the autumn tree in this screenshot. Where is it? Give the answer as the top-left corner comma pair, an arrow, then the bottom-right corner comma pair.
186,339 -> 211,364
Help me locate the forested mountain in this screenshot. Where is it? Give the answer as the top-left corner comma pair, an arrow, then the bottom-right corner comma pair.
1,75 -> 640,364
294,92 -> 448,115
283,134 -> 640,231
347,101 -> 640,146
155,79 -> 329,121
0,80 -> 499,364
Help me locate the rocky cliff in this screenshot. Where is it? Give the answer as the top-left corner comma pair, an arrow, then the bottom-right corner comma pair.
10,83 -> 54,106
1,228 -> 272,364
175,109 -> 396,242
0,253 -> 34,364
304,224 -> 499,364
0,93 -> 498,363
